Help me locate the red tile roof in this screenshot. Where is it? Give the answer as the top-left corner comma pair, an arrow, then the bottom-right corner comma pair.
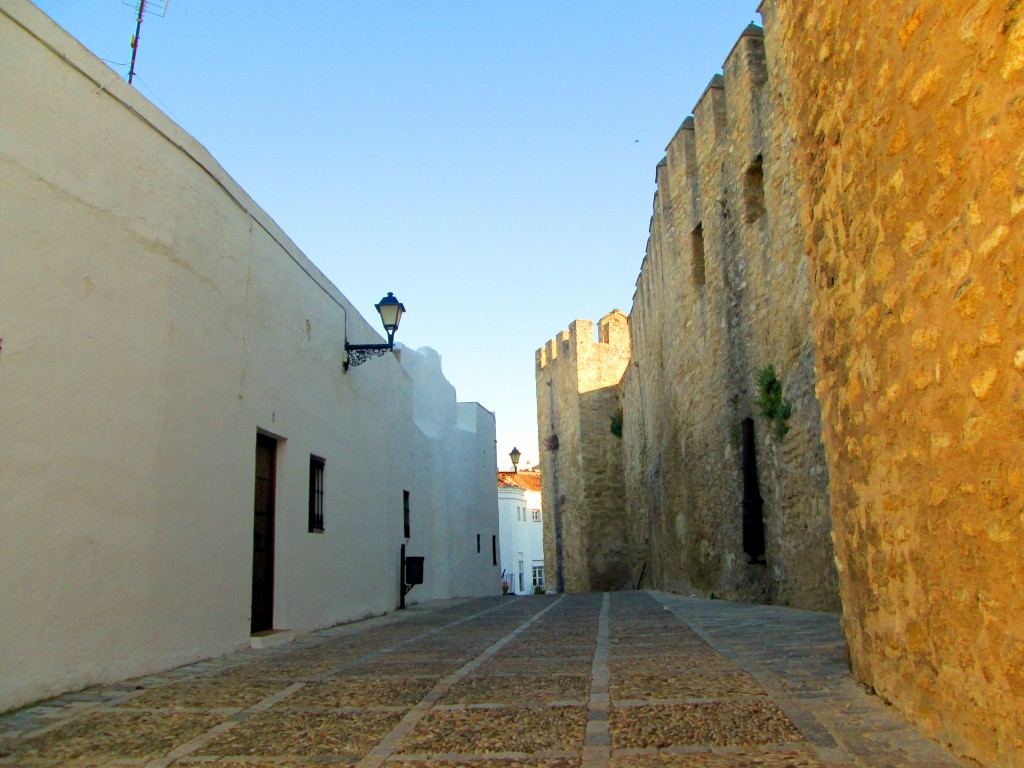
497,469 -> 542,492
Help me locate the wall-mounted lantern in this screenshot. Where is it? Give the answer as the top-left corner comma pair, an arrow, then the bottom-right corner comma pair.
344,292 -> 406,372
509,446 -> 521,473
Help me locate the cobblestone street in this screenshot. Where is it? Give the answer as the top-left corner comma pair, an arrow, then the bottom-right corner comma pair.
0,592 -> 969,767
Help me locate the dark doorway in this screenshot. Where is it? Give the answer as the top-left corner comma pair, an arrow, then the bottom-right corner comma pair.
251,433 -> 277,633
741,417 -> 766,564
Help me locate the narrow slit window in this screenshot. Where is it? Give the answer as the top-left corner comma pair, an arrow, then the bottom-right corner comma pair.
477,534 -> 481,553
691,223 -> 706,288
492,535 -> 497,566
403,490 -> 411,539
744,155 -> 765,223
308,456 -> 325,533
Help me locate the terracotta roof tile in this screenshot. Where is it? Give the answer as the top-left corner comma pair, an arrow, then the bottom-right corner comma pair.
497,470 -> 542,492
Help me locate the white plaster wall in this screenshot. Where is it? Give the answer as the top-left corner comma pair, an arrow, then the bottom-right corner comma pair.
399,345 -> 457,440
445,403 -> 501,597
396,348 -> 500,604
0,0 -> 495,712
524,489 -> 542,513
498,486 -> 545,594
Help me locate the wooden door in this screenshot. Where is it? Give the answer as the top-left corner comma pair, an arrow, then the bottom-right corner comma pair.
251,434 -> 276,633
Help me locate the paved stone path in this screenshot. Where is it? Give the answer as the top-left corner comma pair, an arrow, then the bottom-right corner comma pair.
0,592 -> 970,767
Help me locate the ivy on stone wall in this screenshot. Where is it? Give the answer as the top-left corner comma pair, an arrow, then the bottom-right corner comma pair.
610,407 -> 623,438
756,365 -> 792,440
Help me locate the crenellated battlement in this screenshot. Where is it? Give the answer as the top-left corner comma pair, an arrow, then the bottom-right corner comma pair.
633,22 -> 771,321
535,310 -> 630,374
535,328 -> 571,371
694,73 -> 727,147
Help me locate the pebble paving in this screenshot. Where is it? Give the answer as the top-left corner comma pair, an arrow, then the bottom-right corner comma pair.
0,592 -> 972,767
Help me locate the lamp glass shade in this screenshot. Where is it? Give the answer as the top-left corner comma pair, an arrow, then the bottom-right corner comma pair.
375,292 -> 405,333
509,447 -> 521,468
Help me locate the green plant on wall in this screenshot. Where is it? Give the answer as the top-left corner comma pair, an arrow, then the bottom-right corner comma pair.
756,365 -> 792,439
610,406 -> 623,438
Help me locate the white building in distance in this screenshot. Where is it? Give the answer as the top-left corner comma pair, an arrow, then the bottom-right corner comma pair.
0,0 -> 499,713
497,469 -> 545,595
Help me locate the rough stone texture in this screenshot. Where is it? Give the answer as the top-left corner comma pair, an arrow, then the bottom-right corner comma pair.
536,312 -> 632,592
760,0 -> 1024,765
610,751 -> 825,768
609,701 -> 802,749
8,711 -> 227,760
396,706 -> 589,755
620,25 -> 839,612
441,675 -> 589,705
204,710 -> 404,757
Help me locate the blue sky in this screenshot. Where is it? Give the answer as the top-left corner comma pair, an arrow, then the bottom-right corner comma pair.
34,1 -> 761,470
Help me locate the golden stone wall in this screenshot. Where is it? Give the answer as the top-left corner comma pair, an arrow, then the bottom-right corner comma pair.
621,25 -> 839,610
763,0 -> 1024,763
536,312 -> 631,592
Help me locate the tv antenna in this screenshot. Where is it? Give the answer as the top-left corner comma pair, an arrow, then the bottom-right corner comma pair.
124,0 -> 169,85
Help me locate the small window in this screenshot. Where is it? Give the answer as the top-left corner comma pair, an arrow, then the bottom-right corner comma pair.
403,491 -> 411,539
477,533 -> 481,553
308,456 -> 325,533
532,564 -> 545,588
691,223 -> 706,288
492,535 -> 497,566
532,509 -> 541,522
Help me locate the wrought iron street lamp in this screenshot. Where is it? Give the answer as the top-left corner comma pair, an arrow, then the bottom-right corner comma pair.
509,446 -> 521,473
344,292 -> 406,372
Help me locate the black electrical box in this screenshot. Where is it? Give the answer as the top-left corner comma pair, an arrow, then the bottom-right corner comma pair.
405,556 -> 424,585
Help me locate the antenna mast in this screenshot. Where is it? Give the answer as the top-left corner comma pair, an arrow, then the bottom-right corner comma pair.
125,0 -> 169,86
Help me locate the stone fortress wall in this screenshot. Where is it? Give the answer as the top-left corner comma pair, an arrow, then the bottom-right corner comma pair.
621,24 -> 838,611
536,312 -> 631,593
763,0 -> 1024,763
537,2 -> 1024,764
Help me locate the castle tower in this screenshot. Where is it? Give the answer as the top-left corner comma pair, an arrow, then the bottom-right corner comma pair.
535,311 -> 630,592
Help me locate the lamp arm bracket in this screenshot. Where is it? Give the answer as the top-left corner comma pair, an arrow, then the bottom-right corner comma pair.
344,342 -> 393,372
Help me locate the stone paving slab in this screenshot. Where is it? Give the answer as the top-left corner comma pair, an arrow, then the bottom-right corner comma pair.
0,592 -> 973,768
441,675 -> 590,705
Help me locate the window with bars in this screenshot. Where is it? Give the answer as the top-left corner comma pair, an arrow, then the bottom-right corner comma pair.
308,456 -> 325,533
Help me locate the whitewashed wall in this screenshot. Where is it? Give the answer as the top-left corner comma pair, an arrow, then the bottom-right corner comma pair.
0,0 -> 498,713
498,485 -> 545,594
398,348 -> 500,603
